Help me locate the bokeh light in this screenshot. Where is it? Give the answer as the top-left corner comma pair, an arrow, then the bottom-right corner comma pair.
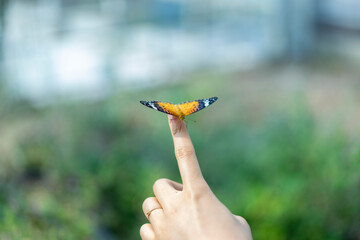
0,0 -> 360,239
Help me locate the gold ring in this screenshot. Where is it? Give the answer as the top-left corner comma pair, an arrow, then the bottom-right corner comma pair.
146,207 -> 162,219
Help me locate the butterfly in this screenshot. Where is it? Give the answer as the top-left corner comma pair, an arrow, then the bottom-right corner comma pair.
140,97 -> 218,120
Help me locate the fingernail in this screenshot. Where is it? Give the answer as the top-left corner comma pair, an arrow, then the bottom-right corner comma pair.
169,115 -> 180,135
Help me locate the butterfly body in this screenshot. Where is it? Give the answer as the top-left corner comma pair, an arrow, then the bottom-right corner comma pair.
140,97 -> 218,120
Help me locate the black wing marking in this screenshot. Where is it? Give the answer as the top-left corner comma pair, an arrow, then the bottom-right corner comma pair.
140,100 -> 169,114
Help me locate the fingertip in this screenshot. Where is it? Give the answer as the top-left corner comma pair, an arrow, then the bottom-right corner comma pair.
168,115 -> 184,136
167,114 -> 174,123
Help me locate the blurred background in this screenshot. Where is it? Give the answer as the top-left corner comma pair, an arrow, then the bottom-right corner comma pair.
1,0 -> 360,239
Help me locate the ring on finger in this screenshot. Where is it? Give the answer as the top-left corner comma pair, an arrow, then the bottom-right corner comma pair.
143,197 -> 162,221
146,207 -> 162,219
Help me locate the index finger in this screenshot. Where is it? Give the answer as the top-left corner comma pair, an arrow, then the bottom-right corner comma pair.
168,115 -> 207,190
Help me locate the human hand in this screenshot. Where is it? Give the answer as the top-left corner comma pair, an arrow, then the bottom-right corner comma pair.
140,115 -> 253,240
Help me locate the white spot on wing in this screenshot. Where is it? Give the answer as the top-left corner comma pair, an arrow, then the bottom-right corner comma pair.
148,102 -> 158,110
204,99 -> 210,107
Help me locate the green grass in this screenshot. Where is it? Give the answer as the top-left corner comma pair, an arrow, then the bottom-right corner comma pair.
0,71 -> 359,239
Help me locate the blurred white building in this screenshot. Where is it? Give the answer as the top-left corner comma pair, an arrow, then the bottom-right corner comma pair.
0,0 -> 359,103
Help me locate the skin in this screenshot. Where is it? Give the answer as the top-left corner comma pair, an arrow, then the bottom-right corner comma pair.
140,115 -> 253,240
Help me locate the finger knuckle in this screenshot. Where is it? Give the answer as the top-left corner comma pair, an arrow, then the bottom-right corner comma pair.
142,197 -> 155,210
175,146 -> 194,159
237,216 -> 250,226
153,178 -> 168,191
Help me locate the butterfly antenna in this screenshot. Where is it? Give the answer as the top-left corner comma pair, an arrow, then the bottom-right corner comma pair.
186,118 -> 196,124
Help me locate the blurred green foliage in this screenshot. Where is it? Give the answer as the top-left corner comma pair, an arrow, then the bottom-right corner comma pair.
0,73 -> 359,240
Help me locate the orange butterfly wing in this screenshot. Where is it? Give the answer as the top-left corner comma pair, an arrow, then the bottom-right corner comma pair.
177,101 -> 200,119
140,97 -> 218,120
156,102 -> 182,118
